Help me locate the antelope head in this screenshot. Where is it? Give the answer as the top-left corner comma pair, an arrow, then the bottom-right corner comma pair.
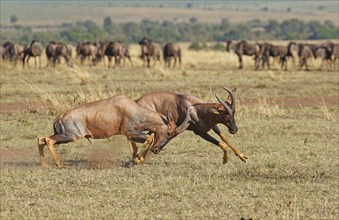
214,87 -> 238,134
152,107 -> 192,154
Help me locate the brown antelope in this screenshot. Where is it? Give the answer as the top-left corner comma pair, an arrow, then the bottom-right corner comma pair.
37,94 -> 192,168
163,42 -> 181,68
226,40 -> 261,69
22,40 -> 43,68
139,37 -> 161,67
135,87 -> 246,164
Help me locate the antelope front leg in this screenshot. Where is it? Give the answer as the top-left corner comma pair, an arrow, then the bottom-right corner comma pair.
45,137 -> 63,168
137,135 -> 153,164
219,133 -> 247,162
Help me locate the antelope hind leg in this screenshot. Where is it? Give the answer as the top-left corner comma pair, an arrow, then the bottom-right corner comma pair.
38,137 -> 49,168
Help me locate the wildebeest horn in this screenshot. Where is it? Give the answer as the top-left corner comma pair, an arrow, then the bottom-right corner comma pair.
222,86 -> 235,109
176,106 -> 192,134
215,94 -> 233,116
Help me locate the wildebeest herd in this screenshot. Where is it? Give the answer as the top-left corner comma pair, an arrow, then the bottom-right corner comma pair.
0,37 -> 182,69
226,40 -> 339,71
2,37 -> 337,70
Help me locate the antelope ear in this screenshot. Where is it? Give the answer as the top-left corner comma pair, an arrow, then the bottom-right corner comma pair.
211,108 -> 220,115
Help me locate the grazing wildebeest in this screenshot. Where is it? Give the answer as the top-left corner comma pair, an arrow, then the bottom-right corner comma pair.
331,44 -> 339,69
105,41 -> 124,68
225,40 -> 261,69
54,43 -> 73,67
260,43 -> 288,70
22,40 -> 43,68
3,41 -> 25,65
133,87 -> 247,164
139,37 -> 161,67
163,42 -> 181,68
37,94 -> 192,167
76,42 -> 98,65
279,42 -> 299,70
297,43 -> 313,71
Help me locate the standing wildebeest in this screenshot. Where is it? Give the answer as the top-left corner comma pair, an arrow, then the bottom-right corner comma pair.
134,87 -> 247,164
76,42 -> 98,65
37,94 -> 192,167
46,41 -> 59,67
163,42 -> 181,68
139,37 -> 161,67
226,40 -> 261,69
22,40 -> 43,68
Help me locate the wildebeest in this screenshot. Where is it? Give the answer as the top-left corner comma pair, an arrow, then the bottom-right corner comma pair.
104,41 -> 133,68
279,42 -> 299,70
3,41 -> 25,65
76,42 -> 98,65
46,41 -> 59,67
55,43 -> 73,67
331,44 -> 339,69
37,94 -> 192,167
134,87 -> 247,163
139,37 -> 161,67
297,43 -> 313,71
163,42 -> 181,68
22,40 -> 43,68
260,43 -> 288,70
226,40 -> 261,69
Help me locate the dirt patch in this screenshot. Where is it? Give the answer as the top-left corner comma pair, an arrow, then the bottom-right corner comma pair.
1,96 -> 337,115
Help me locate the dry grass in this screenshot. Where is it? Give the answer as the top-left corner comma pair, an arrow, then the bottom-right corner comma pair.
0,43 -> 338,219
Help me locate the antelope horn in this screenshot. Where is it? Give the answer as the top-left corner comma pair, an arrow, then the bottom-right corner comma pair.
222,86 -> 235,109
176,106 -> 192,134
215,94 -> 233,116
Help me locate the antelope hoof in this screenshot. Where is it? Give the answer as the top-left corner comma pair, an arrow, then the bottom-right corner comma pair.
134,157 -> 145,165
238,154 -> 248,162
55,163 -> 63,168
223,154 -> 229,164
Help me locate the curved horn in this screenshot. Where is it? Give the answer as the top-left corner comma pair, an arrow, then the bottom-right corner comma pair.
176,106 -> 192,134
215,94 -> 233,116
222,86 -> 235,109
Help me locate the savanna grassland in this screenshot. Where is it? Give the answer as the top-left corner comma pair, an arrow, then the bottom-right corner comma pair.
0,43 -> 338,219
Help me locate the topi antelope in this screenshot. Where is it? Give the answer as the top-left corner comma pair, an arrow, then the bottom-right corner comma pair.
38,94 -> 192,168
135,87 -> 247,164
